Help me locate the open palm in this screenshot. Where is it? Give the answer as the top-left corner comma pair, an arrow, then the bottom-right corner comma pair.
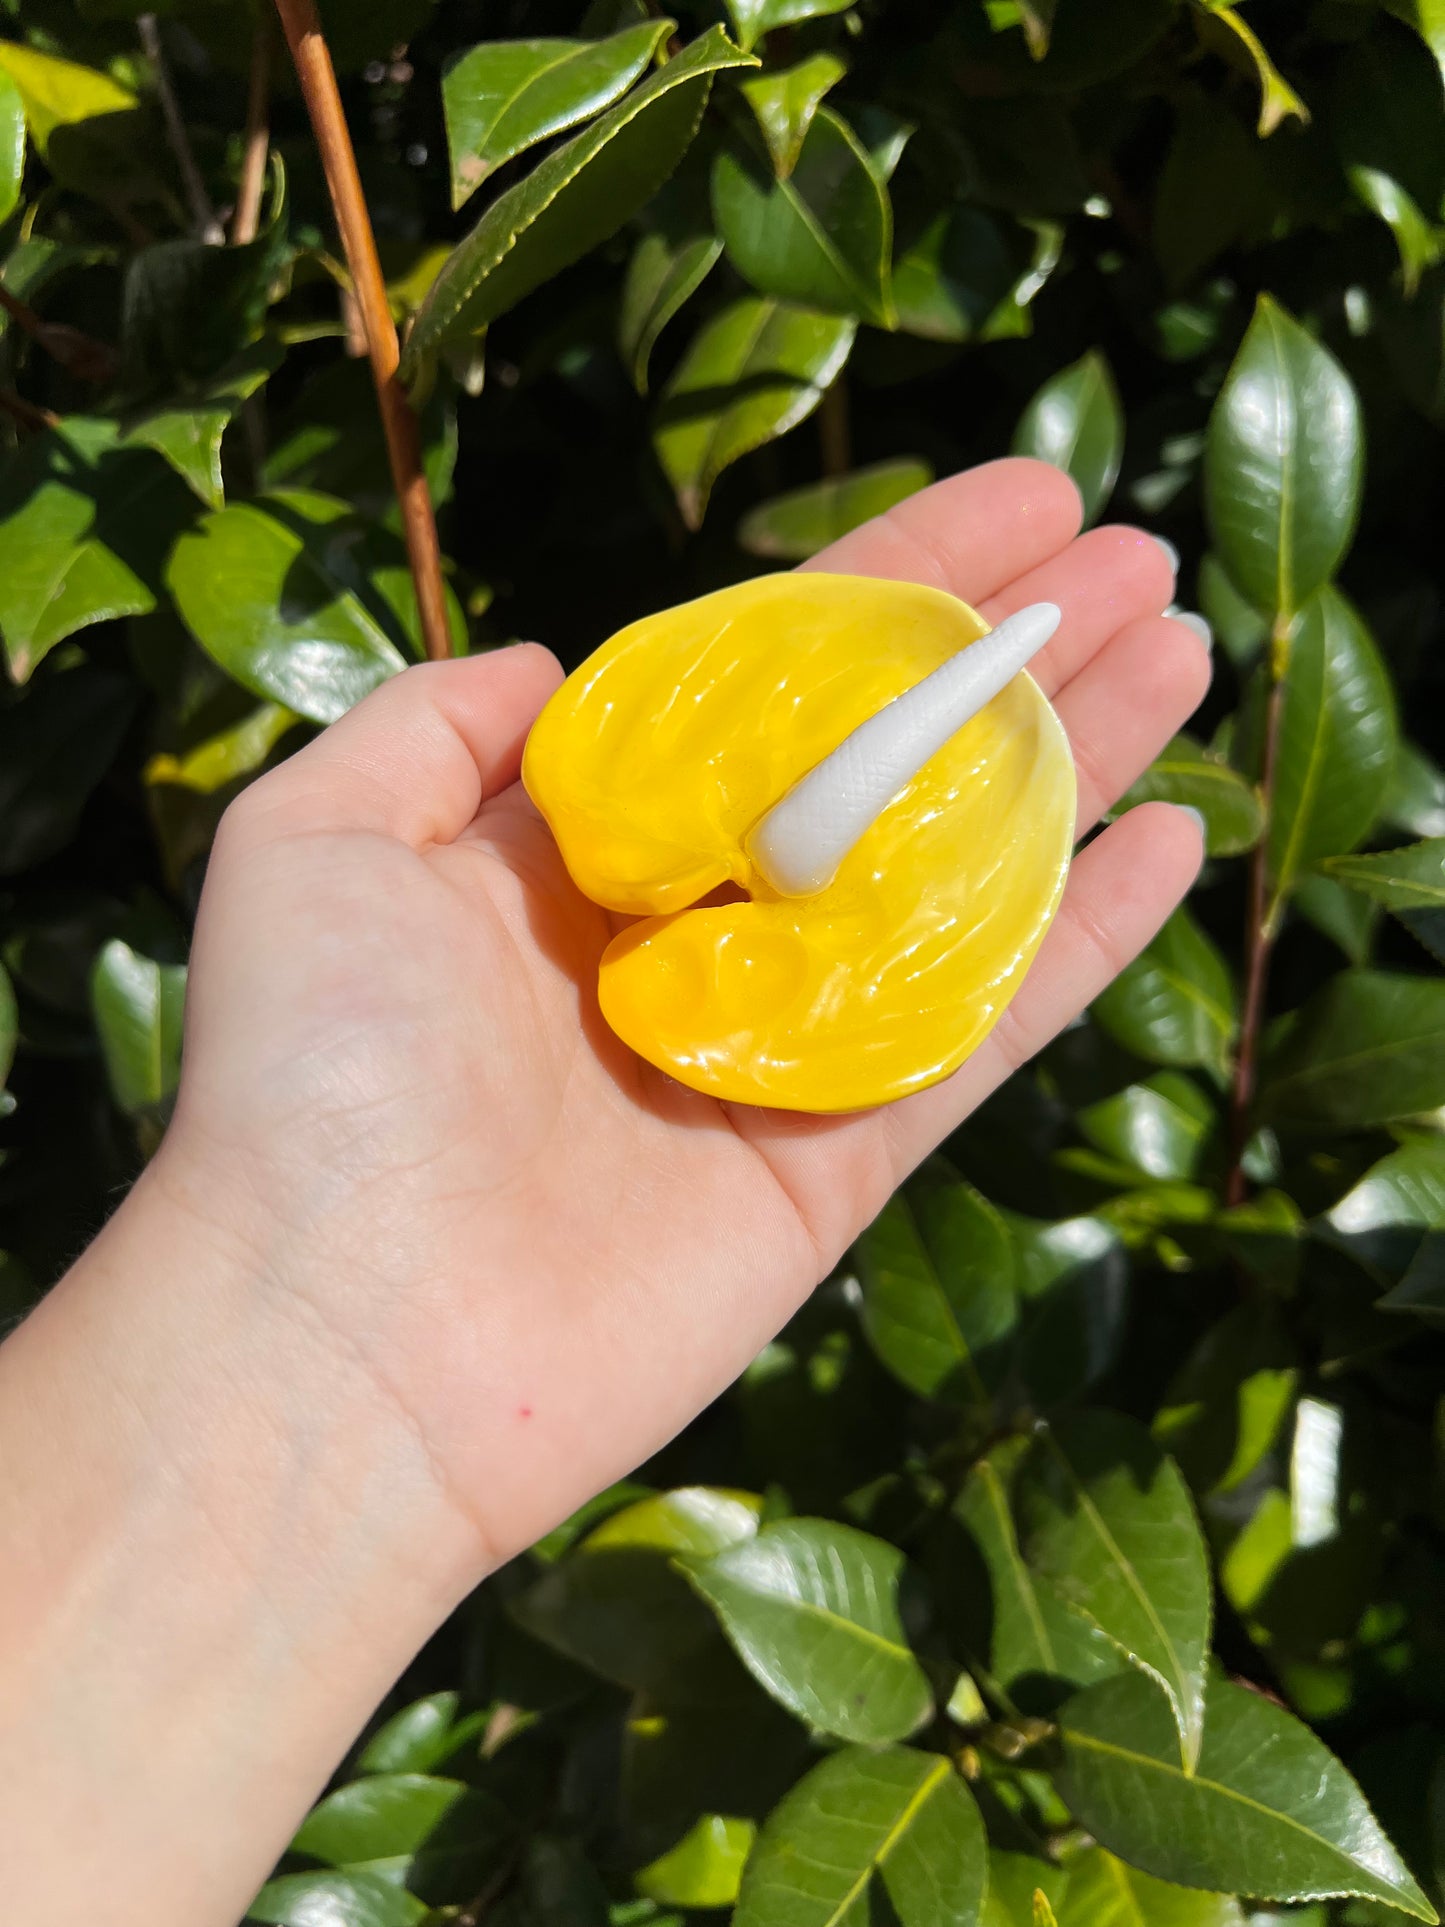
168,458 -> 1209,1568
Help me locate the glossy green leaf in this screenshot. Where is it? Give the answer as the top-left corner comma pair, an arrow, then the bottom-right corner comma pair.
0,418 -> 180,682
712,106 -> 893,325
654,296 -> 856,527
357,1693 -> 489,1777
1015,1410 -> 1211,1767
247,1870 -> 427,1927
406,29 -> 754,366
1058,1671 -> 1435,1918
1154,1301 -> 1298,1496
1195,5 -> 1309,135
1324,1136 -> 1445,1289
636,1815 -> 754,1908
1063,1848 -> 1244,1925
115,340 -> 281,511
442,21 -> 672,208
853,1157 -> 1016,1405
0,70 -> 24,225
1261,970 -> 1445,1128
617,183 -> 723,396
1262,588 -> 1397,920
737,457 -> 931,559
1387,743 -> 1445,840
585,1486 -> 763,1556
950,1447 -> 1123,1715
892,204 -> 1035,343
724,0 -> 855,55
1113,734 -> 1263,857
292,1773 -> 469,1863
1204,297 -> 1362,622
144,702 -> 299,797
1294,874 -> 1380,965
0,666 -> 137,876
734,1745 -> 987,1927
1091,907 -> 1236,1082
1350,168 -> 1444,296
1323,841 -> 1445,963
739,53 -> 846,179
90,939 -> 185,1118
1077,1071 -> 1214,1183
1011,349 -> 1123,524
982,1851 -> 1070,1927
685,1519 -> 933,1742
166,491 -> 413,725
1010,1214 -> 1129,1408
1198,550 -> 1269,671
0,40 -> 137,155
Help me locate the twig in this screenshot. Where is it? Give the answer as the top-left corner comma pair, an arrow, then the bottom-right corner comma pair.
0,387 -> 59,433
0,283 -> 119,384
138,14 -> 224,243
232,21 -> 272,246
272,0 -> 452,664
1225,619 -> 1289,1206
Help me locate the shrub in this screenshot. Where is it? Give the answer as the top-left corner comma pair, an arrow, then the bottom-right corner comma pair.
2,1 -> 1445,1922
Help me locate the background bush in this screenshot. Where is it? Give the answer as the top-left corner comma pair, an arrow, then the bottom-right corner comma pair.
3,0 -> 1445,1921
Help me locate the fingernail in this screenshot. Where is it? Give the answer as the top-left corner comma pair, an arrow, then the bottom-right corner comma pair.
1177,805 -> 1207,841
1152,535 -> 1180,574
1174,611 -> 1212,650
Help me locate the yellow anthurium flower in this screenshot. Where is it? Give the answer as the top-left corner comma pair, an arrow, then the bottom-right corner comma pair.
522,572 -> 1074,1112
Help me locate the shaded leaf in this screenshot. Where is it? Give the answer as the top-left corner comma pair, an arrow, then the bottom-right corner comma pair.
734,1746 -> 986,1927
357,1693 -> 490,1777
737,456 -> 931,559
1010,1214 -> 1129,1408
712,106 -> 894,325
853,1157 -> 1017,1406
618,183 -> 723,395
406,29 -> 755,366
653,296 -> 856,527
1261,970 -> 1445,1128
1294,874 -> 1380,965
685,1518 -> 933,1743
1204,297 -> 1362,622
117,339 -> 282,511
1113,734 -> 1263,857
1058,1671 -> 1435,1919
739,53 -> 846,179
1062,1847 -> 1244,1925
292,1773 -> 468,1863
1154,90 -> 1262,291
1091,907 -> 1236,1082
0,665 -> 137,876
724,0 -> 855,55
443,20 -> 672,209
1154,1301 -> 1298,1496
1011,349 -> 1123,524
892,204 -> 1035,343
1386,743 -> 1445,840
1015,1411 -> 1211,1767
1,959 -> 17,1094
1323,841 -> 1445,963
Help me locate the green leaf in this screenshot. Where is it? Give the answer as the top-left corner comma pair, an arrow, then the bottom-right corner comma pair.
1058,1671 -> 1436,1919
653,296 -> 856,527
1154,91 -> 1262,292
853,1157 -> 1016,1406
948,1447 -> 1123,1716
685,1518 -> 933,1743
357,1693 -> 490,1776
1349,168 -> 1444,297
0,666 -> 137,877
1260,970 -> 1445,1128
0,418 -> 183,682
617,164 -> 723,395
724,0 -> 855,55
1015,1410 -> 1211,1768
1193,3 -> 1310,135
0,40 -> 137,156
1009,1214 -> 1129,1408
1062,1848 -> 1244,1925
738,52 -> 846,178
1154,1301 -> 1298,1497
1262,588 -> 1397,920
1198,551 -> 1269,672
584,1486 -> 763,1556
144,701 -> 299,797
635,1816 -> 755,1909
1294,874 -> 1380,965
734,1746 -> 987,1927
1113,734 -> 1263,857
712,106 -> 894,325
1389,0 -> 1445,84
737,457 -> 931,559
1387,743 -> 1445,840
892,204 -> 1036,343
1076,1071 -> 1215,1183
1,958 -> 17,1095
1323,1136 -> 1445,1289
1323,841 -> 1445,963
166,491 -> 414,726
247,1870 -> 428,1927
1011,350 -> 1123,525
118,339 -> 283,511
292,1773 -> 469,1863
442,20 -> 672,208
0,70 -> 24,225
90,939 -> 186,1119
1204,296 -> 1363,622
1091,907 -> 1236,1082
405,28 -> 755,367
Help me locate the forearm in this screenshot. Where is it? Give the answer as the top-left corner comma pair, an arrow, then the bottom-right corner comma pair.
0,1149 -> 485,1927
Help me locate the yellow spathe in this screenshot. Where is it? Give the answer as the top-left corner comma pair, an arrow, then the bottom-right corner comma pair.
522,572 -> 1075,1112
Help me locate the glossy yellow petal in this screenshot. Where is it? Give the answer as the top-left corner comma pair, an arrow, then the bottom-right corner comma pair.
522,572 -> 1075,1111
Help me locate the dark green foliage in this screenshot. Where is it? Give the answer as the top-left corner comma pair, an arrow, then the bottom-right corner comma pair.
2,1 -> 1444,1922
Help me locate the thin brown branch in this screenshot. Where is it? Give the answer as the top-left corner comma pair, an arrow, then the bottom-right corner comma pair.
138,14 -> 224,243
272,0 -> 452,664
0,283 -> 119,384
231,22 -> 272,246
0,387 -> 60,433
1225,627 -> 1288,1207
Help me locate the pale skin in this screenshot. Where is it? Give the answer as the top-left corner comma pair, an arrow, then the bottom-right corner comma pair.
0,459 -> 1211,1924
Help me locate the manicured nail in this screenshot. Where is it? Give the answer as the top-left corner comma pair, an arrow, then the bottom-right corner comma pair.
1174,611 -> 1212,649
1178,805 -> 1207,840
1153,535 -> 1180,574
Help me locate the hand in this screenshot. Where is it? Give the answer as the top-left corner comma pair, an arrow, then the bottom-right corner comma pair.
167,456 -> 1210,1570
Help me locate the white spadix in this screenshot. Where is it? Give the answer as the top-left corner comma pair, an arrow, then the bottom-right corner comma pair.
747,600 -> 1062,898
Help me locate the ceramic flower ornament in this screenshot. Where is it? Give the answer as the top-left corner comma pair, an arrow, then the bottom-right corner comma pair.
522,573 -> 1075,1112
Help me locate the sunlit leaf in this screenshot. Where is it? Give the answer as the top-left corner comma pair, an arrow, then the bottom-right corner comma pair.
0,70 -> 24,225
739,52 -> 846,179
1091,906 -> 1236,1082
1192,2 -> 1310,136
90,938 -> 185,1119
724,0 -> 855,55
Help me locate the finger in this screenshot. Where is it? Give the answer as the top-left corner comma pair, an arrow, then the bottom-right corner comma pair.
979,525 -> 1177,698
233,645 -> 565,848
804,457 -> 1083,604
1059,614 -> 1212,833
